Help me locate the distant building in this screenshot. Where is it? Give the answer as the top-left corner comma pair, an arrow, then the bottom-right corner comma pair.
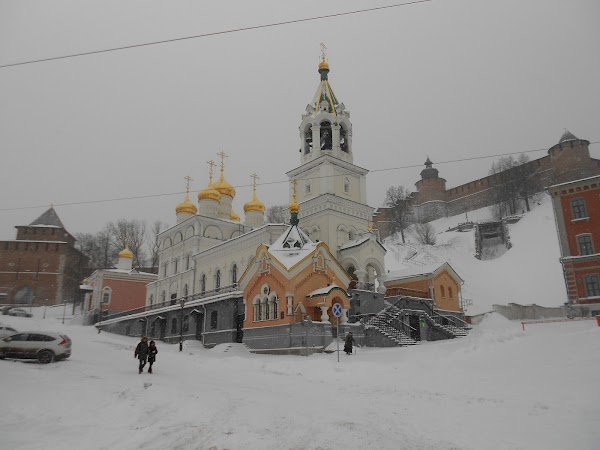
373,131 -> 600,235
82,246 -> 157,317
547,175 -> 600,316
0,207 -> 88,306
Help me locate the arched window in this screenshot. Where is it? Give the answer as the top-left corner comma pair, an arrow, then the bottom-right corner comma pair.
344,177 -> 350,194
320,121 -> 332,150
101,287 -> 111,305
440,286 -> 445,298
304,124 -> 313,154
201,274 -> 206,294
173,258 -> 178,274
340,124 -> 349,152
185,254 -> 190,270
262,297 -> 270,320
215,270 -> 221,290
270,293 -> 278,319
253,297 -> 261,321
149,294 -> 154,307
231,264 -> 238,284
171,318 -> 178,334
448,287 -> 453,299
210,311 -> 218,330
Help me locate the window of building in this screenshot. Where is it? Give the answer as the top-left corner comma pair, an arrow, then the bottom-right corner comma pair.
440,286 -> 445,298
577,234 -> 594,256
305,181 -> 311,195
448,287 -> 453,299
173,258 -> 178,274
186,254 -> 190,271
183,315 -> 189,333
344,177 -> 350,194
161,291 -> 166,304
263,297 -> 270,320
253,297 -> 261,321
231,264 -> 238,284
215,270 -> 221,290
149,294 -> 154,307
585,274 -> 600,297
101,288 -> 111,305
270,293 -> 278,319
570,198 -> 587,219
210,311 -> 218,330
171,318 -> 178,334
201,274 -> 206,294
183,284 -> 188,298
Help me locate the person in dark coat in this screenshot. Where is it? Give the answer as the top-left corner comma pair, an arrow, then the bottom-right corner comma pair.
344,332 -> 355,355
134,336 -> 149,374
147,340 -> 158,374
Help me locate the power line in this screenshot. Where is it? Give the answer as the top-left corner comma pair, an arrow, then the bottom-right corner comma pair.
0,0 -> 432,69
1,141 -> 597,212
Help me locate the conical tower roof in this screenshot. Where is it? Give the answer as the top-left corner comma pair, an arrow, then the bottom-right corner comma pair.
309,52 -> 341,117
30,206 -> 65,228
558,130 -> 579,144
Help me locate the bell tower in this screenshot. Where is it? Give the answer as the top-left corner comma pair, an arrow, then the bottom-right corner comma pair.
285,47 -> 386,293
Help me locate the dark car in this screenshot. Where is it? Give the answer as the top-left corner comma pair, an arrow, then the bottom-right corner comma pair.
6,308 -> 33,318
0,332 -> 72,363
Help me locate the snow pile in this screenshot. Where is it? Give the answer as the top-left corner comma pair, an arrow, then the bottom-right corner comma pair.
385,195 -> 566,315
465,312 -> 523,345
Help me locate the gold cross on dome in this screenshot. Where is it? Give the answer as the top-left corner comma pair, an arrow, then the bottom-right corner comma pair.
184,175 -> 193,195
217,150 -> 228,171
291,179 -> 297,202
320,42 -> 327,62
250,173 -> 259,193
207,160 -> 216,183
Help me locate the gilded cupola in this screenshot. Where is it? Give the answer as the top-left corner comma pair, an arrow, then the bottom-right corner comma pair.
244,173 -> 266,213
198,161 -> 222,202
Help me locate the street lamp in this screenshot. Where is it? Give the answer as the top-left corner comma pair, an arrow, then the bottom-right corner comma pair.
179,297 -> 185,352
98,300 -> 102,334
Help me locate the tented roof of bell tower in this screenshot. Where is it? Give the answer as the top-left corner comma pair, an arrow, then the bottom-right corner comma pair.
309,60 -> 341,117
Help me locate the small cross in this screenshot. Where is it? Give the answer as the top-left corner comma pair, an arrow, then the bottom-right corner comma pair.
184,175 -> 193,195
291,179 -> 297,201
207,160 -> 216,183
217,150 -> 228,171
250,173 -> 259,193
320,42 -> 327,62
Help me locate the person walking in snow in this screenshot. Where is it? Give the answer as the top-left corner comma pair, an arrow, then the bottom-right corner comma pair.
134,336 -> 149,374
344,331 -> 355,355
147,340 -> 158,374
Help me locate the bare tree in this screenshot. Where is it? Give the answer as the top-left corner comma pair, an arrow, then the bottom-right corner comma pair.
74,229 -> 116,270
107,219 -> 147,268
489,154 -> 536,218
384,186 -> 413,243
146,220 -> 167,271
413,222 -> 437,245
265,205 -> 287,224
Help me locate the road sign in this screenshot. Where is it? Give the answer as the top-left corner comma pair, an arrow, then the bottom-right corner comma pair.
332,303 -> 343,317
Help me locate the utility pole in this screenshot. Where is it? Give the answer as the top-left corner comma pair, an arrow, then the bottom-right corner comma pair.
62,301 -> 66,324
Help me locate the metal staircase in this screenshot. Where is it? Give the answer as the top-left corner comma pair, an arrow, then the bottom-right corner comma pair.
364,308 -> 417,346
384,303 -> 470,340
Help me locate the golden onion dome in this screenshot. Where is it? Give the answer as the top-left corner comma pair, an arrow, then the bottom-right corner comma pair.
230,209 -> 240,222
244,191 -> 265,213
118,246 -> 134,259
176,193 -> 198,215
289,199 -> 300,214
213,174 -> 236,198
198,185 -> 221,202
318,59 -> 330,71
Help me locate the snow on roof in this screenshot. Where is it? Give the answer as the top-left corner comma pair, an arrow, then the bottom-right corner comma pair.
29,206 -> 66,229
268,224 -> 317,270
547,174 -> 600,189
387,262 -> 463,283
29,224 -> 61,228
307,284 -> 349,298
339,236 -> 370,251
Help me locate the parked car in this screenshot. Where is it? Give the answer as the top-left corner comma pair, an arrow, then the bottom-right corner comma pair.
6,308 -> 33,318
0,332 -> 72,363
0,325 -> 18,338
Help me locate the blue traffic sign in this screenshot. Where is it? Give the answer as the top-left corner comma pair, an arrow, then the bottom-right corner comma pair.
332,303 -> 343,317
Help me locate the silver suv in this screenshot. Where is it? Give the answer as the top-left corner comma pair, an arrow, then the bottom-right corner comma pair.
0,332 -> 72,363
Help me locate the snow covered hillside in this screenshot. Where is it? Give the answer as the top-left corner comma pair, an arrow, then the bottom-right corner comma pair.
1,308 -> 599,450
385,194 -> 566,315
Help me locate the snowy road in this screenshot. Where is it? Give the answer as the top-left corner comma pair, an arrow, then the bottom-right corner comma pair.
1,311 -> 598,450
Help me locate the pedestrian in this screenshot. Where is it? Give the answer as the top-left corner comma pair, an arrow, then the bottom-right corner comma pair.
147,340 -> 158,374
344,331 -> 355,355
134,336 -> 149,374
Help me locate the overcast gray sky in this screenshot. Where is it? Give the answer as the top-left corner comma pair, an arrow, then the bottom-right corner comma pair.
1,0 -> 598,240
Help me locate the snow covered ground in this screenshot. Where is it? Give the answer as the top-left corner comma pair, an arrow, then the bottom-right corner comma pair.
1,307 -> 599,450
385,194 -> 566,315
